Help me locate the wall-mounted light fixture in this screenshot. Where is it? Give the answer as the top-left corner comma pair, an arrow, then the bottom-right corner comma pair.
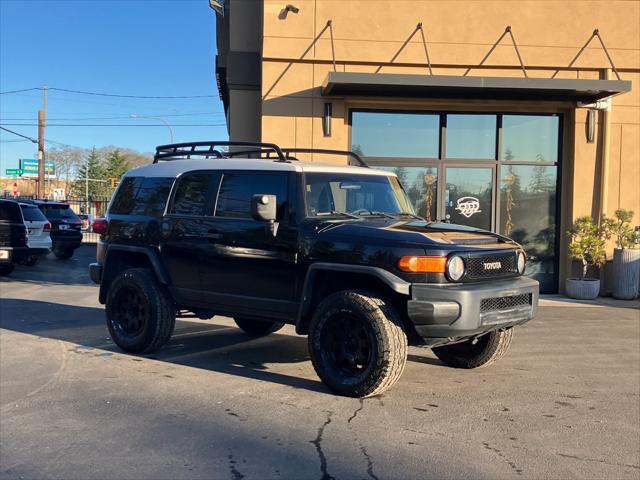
279,4 -> 300,19
323,103 -> 332,137
587,109 -> 596,143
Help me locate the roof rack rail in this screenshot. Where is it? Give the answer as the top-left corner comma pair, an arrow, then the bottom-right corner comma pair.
280,148 -> 368,168
153,141 -> 288,163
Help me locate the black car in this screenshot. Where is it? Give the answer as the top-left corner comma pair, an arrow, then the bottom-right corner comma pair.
89,141 -> 539,398
26,200 -> 83,259
0,199 -> 29,276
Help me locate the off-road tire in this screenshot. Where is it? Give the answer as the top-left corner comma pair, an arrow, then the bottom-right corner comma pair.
234,317 -> 285,337
308,290 -> 408,398
432,328 -> 514,369
106,268 -> 175,354
53,248 -> 74,260
0,264 -> 15,276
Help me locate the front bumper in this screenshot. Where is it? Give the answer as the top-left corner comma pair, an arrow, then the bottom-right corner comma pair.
408,276 -> 539,341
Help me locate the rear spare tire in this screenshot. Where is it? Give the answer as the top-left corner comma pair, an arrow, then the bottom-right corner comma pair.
432,328 -> 514,369
308,290 -> 407,398
106,268 -> 175,354
234,317 -> 285,337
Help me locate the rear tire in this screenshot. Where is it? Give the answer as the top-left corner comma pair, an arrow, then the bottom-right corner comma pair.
0,264 -> 15,276
234,317 -> 285,337
54,248 -> 74,260
23,255 -> 39,267
308,290 -> 408,398
432,328 -> 514,369
106,268 -> 175,354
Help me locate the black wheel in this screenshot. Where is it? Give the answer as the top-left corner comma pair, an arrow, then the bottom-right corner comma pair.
432,328 -> 514,369
53,248 -> 74,260
0,264 -> 15,276
308,290 -> 407,398
234,317 -> 285,337
23,255 -> 39,267
106,268 -> 176,354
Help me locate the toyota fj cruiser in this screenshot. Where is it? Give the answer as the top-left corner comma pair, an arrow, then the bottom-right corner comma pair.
90,141 -> 539,397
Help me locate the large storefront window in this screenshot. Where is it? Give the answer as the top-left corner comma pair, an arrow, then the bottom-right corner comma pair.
351,110 -> 560,292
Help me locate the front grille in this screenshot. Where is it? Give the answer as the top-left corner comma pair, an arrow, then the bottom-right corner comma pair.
480,294 -> 531,313
464,251 -> 517,280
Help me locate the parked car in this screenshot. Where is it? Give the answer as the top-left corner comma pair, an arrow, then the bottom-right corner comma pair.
89,141 -> 539,398
0,199 -> 29,276
78,213 -> 95,233
26,200 -> 83,259
18,202 -> 52,266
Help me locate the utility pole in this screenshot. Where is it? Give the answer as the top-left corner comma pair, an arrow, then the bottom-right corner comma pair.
37,84 -> 47,198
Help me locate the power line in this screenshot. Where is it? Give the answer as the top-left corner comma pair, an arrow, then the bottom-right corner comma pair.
0,123 -> 226,127
0,88 -> 41,95
1,86 -> 218,99
0,126 -> 38,143
0,112 -> 225,121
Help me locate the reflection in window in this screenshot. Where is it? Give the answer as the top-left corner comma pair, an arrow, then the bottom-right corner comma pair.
445,167 -> 493,230
171,174 -> 211,216
502,115 -> 559,162
500,165 -> 557,291
215,173 -> 288,219
378,166 -> 438,221
109,177 -> 141,215
351,111 -> 439,158
446,114 -> 497,159
131,177 -> 174,217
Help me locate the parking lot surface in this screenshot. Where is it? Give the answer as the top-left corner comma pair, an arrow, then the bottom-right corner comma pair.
1,246 -> 639,480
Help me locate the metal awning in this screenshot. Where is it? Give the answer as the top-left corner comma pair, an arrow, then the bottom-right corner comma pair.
322,72 -> 632,104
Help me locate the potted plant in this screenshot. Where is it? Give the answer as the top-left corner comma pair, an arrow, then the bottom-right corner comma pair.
566,216 -> 606,300
602,210 -> 639,300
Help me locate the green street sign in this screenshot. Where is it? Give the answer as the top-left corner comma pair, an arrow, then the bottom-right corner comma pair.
5,169 -> 23,176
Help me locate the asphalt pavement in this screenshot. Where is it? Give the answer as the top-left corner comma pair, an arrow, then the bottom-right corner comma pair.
1,246 -> 639,480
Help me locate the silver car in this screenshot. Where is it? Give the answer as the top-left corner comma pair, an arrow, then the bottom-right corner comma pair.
19,202 -> 52,266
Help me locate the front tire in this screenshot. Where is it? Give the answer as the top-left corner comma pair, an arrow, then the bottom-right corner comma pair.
432,328 -> 514,369
308,290 -> 408,398
23,255 -> 39,267
0,264 -> 15,276
234,317 -> 285,337
106,268 -> 175,354
53,248 -> 74,260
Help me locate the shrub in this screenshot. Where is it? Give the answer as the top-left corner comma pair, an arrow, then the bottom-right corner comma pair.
567,216 -> 606,280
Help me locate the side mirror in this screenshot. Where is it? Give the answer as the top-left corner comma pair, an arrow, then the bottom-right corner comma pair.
251,194 -> 277,222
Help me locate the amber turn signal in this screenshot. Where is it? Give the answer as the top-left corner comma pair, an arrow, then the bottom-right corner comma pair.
397,256 -> 446,273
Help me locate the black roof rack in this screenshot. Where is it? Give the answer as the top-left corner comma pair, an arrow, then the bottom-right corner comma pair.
280,148 -> 368,168
153,141 -> 288,163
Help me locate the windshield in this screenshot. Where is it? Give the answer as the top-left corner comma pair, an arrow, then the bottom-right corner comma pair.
305,172 -> 415,218
40,204 -> 80,221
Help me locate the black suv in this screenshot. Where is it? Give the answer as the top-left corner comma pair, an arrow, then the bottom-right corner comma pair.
27,200 -> 83,259
90,142 -> 539,397
0,199 -> 29,276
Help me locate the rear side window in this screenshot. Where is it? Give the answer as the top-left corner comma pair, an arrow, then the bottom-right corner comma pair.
131,178 -> 174,216
40,204 -> 79,221
171,173 -> 212,216
20,205 -> 48,222
109,177 -> 141,215
215,172 -> 288,219
0,201 -> 23,222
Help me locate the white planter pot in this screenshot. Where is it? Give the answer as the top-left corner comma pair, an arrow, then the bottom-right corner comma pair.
565,278 -> 600,300
612,248 -> 640,300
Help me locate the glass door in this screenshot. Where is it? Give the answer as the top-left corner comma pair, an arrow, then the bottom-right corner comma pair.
443,167 -> 494,231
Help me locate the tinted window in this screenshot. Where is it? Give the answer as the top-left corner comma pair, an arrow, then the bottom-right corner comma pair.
109,177 -> 141,215
171,174 -> 212,216
446,114 -> 497,159
215,173 -> 288,219
0,201 -> 23,222
40,204 -> 80,221
502,115 -> 559,162
20,205 -> 47,222
131,177 -> 174,216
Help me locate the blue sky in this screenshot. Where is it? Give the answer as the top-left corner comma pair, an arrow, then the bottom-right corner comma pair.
0,0 -> 227,172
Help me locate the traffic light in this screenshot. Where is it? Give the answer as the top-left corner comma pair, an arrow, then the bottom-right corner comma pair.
110,178 -> 119,188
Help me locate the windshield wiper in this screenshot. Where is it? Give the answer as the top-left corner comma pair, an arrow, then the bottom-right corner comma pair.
397,212 -> 424,220
315,211 -> 360,219
355,210 -> 397,219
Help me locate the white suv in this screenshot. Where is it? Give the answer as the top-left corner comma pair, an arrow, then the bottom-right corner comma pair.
19,202 -> 52,266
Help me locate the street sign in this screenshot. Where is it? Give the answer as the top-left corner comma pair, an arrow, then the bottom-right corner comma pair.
19,159 -> 56,178
5,169 -> 23,176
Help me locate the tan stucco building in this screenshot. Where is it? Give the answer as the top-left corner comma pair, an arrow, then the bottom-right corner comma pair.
213,0 -> 639,293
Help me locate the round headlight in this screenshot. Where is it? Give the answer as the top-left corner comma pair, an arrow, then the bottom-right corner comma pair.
447,255 -> 465,281
517,251 -> 526,274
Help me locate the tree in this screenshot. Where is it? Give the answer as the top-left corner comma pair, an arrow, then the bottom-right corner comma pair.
528,164 -> 554,194
72,147 -> 107,199
104,149 -> 130,184
393,167 -> 408,186
47,147 -> 84,189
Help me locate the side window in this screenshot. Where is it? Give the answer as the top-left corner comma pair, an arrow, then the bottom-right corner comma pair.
131,177 -> 174,216
215,172 -> 288,219
171,173 -> 212,216
109,177 -> 141,215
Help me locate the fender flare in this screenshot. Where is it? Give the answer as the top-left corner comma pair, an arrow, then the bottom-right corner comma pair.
295,262 -> 410,334
98,244 -> 171,303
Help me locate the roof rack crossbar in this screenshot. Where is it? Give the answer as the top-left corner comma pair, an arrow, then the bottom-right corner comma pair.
280,148 -> 368,168
153,141 -> 288,163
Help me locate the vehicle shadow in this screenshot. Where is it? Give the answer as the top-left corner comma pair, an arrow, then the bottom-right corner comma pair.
0,298 -> 329,395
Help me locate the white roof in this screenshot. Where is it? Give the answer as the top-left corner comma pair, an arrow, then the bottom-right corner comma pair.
124,158 -> 394,178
